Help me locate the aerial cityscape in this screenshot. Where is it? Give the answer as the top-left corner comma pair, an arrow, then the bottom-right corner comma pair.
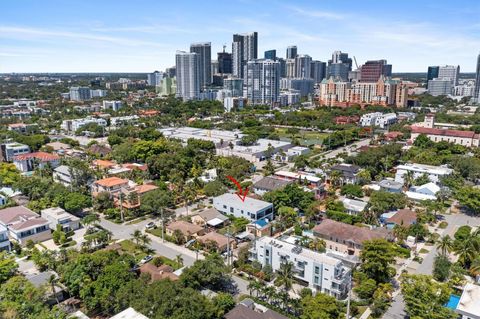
1,1 -> 480,319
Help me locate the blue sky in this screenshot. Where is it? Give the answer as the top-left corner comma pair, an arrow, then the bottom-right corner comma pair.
1,0 -> 480,73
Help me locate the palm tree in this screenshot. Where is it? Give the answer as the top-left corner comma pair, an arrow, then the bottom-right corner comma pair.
402,171 -> 414,190
470,258 -> 480,279
329,170 -> 343,188
393,225 -> 409,243
436,235 -> 454,256
47,274 -> 60,305
175,254 -> 184,267
131,229 -> 143,247
83,214 -> 99,231
454,235 -> 480,268
276,261 -> 294,292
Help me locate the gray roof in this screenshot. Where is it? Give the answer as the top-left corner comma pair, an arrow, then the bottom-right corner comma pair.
225,304 -> 288,319
253,176 -> 292,192
378,179 -> 403,190
197,208 -> 228,222
54,165 -> 71,175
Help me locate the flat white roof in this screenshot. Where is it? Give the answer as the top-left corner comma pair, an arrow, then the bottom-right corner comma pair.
258,236 -> 344,267
405,191 -> 436,201
214,193 -> 272,211
457,283 -> 480,317
110,307 -> 149,319
228,139 -> 291,155
396,163 -> 453,175
275,170 -> 321,183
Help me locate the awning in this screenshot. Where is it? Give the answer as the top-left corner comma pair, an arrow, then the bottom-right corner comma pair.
207,217 -> 225,227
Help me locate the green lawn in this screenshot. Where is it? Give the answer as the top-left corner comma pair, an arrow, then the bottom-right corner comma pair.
119,239 -> 147,260
273,128 -> 329,146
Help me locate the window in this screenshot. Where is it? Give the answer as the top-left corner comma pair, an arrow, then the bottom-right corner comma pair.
223,205 -> 227,209
266,250 -> 269,257
230,207 -> 234,213
315,266 -> 319,274
314,276 -> 319,284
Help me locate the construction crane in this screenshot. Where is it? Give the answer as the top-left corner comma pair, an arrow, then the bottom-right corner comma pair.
353,56 -> 359,69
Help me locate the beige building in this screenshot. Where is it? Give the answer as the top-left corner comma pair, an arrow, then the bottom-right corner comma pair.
165,220 -> 204,241
312,219 -> 392,256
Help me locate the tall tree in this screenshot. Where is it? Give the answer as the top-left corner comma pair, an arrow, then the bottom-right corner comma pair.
359,239 -> 396,283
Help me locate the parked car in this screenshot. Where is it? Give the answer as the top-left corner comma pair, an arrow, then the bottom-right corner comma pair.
139,255 -> 153,265
145,222 -> 156,230
185,239 -> 196,248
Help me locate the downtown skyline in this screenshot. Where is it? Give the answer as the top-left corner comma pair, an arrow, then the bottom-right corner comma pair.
1,0 -> 480,73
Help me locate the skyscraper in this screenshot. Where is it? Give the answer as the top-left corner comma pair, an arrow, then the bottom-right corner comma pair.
475,54 -> 480,101
190,42 -> 212,88
245,59 -> 280,106
327,51 -> 352,81
286,46 -> 297,59
427,66 -> 439,89
217,51 -> 232,74
295,55 -> 312,78
286,59 -> 296,78
438,65 -> 460,85
278,58 -> 287,78
69,87 -> 91,101
147,70 -> 163,86
310,61 -> 326,83
264,49 -> 276,60
232,32 -> 258,78
175,51 -> 200,101
359,60 -> 392,82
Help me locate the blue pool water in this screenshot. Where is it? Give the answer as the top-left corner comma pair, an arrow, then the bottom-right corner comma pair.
445,294 -> 461,310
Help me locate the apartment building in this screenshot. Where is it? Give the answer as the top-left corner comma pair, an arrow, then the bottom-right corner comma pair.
213,193 -> 274,222
251,236 -> 351,298
13,151 -> 60,172
394,163 -> 453,185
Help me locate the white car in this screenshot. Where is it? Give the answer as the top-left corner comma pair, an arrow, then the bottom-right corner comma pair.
145,222 -> 156,230
139,255 -> 153,265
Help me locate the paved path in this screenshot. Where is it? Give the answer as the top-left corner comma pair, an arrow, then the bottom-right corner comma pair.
382,212 -> 480,319
99,216 -> 249,295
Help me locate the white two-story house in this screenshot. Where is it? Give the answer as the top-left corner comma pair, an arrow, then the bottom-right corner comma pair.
0,206 -> 51,246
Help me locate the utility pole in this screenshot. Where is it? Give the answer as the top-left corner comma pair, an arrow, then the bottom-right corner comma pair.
119,191 -> 125,223
160,208 -> 165,243
346,277 -> 351,319
226,226 -> 231,266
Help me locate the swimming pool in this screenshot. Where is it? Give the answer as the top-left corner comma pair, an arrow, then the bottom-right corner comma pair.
445,294 -> 461,310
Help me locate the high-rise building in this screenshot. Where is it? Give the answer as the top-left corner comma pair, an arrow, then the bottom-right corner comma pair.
211,60 -> 219,75
280,78 -> 314,97
264,49 -> 276,60
359,60 -> 392,82
232,32 -> 258,78
245,59 -> 280,106
156,77 -> 177,96
69,87 -> 91,101
438,65 -> 460,86
428,78 -> 453,96
427,66 -> 439,89
311,61 -> 327,83
278,58 -> 287,78
475,54 -> 480,101
190,42 -> 212,88
165,66 -> 176,78
175,51 -> 200,101
327,51 -> 352,81
286,45 -> 297,59
217,51 -> 232,74
147,71 -> 163,86
223,77 -> 244,97
295,54 -> 312,78
286,59 -> 296,78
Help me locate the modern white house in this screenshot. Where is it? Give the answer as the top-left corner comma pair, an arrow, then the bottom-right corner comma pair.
60,117 -> 107,133
41,207 -> 80,232
213,193 -> 274,222
394,163 -> 453,185
0,142 -> 30,162
340,198 -> 368,215
455,283 -> 480,319
0,206 -> 51,246
250,236 -> 351,299
0,224 -> 10,251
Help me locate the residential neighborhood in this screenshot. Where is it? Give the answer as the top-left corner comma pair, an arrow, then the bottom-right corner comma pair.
1,1 -> 480,319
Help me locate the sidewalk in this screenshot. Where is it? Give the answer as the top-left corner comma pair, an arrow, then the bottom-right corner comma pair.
147,233 -> 205,261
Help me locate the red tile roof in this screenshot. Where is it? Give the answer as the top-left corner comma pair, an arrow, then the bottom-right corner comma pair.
94,177 -> 129,187
136,184 -> 158,194
411,126 -> 476,139
13,151 -> 60,161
